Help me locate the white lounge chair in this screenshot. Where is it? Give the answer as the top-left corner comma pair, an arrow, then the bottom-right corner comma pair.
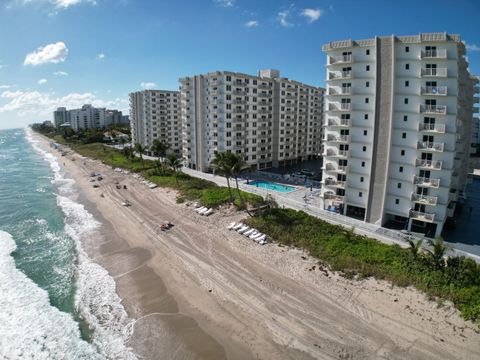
256,234 -> 267,243
244,228 -> 255,236
251,233 -> 264,241
227,222 -> 236,230
203,208 -> 214,216
259,240 -> 267,245
249,231 -> 260,239
237,225 -> 249,233
195,206 -> 207,213
233,223 -> 244,230
198,207 -> 210,215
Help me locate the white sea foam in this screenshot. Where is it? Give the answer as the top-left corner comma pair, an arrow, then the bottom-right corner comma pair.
0,230 -> 103,360
25,129 -> 137,359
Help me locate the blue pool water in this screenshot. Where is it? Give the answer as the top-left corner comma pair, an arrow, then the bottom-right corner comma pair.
248,180 -> 295,193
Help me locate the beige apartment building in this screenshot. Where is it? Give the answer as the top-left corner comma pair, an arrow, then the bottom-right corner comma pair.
321,32 -> 479,237
180,69 -> 324,172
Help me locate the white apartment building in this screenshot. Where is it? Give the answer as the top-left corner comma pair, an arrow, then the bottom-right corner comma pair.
321,33 -> 479,238
129,90 -> 181,155
53,107 -> 70,128
180,69 -> 324,172
68,104 -> 106,131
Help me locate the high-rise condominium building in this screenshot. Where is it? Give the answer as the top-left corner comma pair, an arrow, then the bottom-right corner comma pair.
321,33 -> 479,237
129,90 -> 181,155
68,104 -> 106,131
53,107 -> 70,128
180,70 -> 324,172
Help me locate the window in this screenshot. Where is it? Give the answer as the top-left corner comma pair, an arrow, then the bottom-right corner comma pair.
399,166 -> 403,173
361,161 -> 366,167
401,150 -> 405,156
363,146 -> 367,152
402,132 -> 406,139
360,176 -> 364,182
405,64 -> 410,70
404,98 -> 408,104
366,65 -> 370,71
395,199 -> 400,205
397,182 -> 402,189
366,49 -> 370,55
405,80 -> 409,87
365,98 -> 369,104
363,130 -> 367,136
359,192 -> 363,198
403,115 -> 408,122
364,114 -> 369,120
405,46 -> 410,53
366,81 -> 370,87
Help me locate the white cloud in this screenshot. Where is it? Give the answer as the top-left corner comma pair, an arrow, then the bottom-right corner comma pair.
51,0 -> 96,8
213,0 -> 234,7
96,53 -> 106,60
0,84 -> 12,89
140,82 -> 157,89
24,42 -> 69,66
37,79 -> 48,85
278,10 -> 293,28
53,71 -> 68,76
301,8 -> 322,23
0,90 -> 127,117
466,43 -> 480,52
245,20 -> 258,28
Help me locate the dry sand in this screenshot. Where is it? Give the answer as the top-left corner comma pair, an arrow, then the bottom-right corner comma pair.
38,134 -> 480,360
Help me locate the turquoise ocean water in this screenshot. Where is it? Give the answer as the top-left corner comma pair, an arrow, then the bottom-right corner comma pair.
0,128 -> 137,359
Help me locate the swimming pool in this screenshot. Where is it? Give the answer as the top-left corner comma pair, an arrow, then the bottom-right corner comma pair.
247,180 -> 296,193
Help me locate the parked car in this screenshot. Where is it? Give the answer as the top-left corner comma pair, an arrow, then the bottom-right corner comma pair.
291,172 -> 307,179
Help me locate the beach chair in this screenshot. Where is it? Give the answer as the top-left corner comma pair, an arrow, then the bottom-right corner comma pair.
251,233 -> 264,242
244,228 -> 255,236
195,206 -> 207,213
256,234 -> 267,243
198,207 -> 210,215
249,231 -> 260,239
203,208 -> 214,216
237,225 -> 249,234
233,223 -> 244,230
227,222 -> 236,230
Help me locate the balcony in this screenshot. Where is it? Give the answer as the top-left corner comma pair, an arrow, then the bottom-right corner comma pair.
413,176 -> 440,188
327,118 -> 350,127
420,104 -> 447,115
233,90 -> 246,96
323,193 -> 345,202
474,97 -> 479,104
328,103 -> 351,111
421,86 -> 447,96
415,159 -> 442,170
409,209 -> 435,223
324,178 -> 346,188
421,68 -> 448,77
328,87 -> 353,96
417,141 -> 444,152
329,54 -> 352,65
411,193 -> 438,206
257,92 -> 270,98
326,134 -> 350,143
325,163 -> 348,173
234,82 -> 247,87
474,87 -> 479,94
328,71 -> 352,81
420,49 -> 447,59
418,123 -> 445,133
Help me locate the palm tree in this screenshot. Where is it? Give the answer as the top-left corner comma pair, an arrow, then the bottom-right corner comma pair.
229,153 -> 251,213
134,143 -> 146,168
406,238 -> 423,260
121,146 -> 133,161
425,237 -> 450,270
210,152 -> 234,202
165,154 -> 183,186
150,139 -> 169,171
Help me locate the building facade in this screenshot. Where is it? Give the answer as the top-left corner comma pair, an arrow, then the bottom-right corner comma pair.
129,90 -> 181,155
53,107 -> 70,128
180,70 -> 324,172
105,110 -> 129,127
321,33 -> 479,237
67,104 -> 106,131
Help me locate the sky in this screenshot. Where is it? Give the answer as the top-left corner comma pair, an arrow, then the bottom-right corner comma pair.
0,0 -> 479,129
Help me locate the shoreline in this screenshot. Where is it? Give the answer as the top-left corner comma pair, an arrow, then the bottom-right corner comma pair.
34,132 -> 480,359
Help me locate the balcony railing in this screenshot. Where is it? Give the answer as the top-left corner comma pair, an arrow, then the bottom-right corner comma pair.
326,134 -> 350,143
328,87 -> 353,96
324,149 -> 348,157
323,193 -> 345,202
420,104 -> 447,115
411,193 -> 438,206
417,141 -> 444,152
421,86 -> 447,96
328,103 -> 351,111
421,68 -> 448,77
328,71 -> 352,80
420,49 -> 447,59
409,209 -> 435,222
415,159 -> 442,170
324,178 -> 346,187
413,176 -> 440,188
327,118 -> 350,127
329,54 -> 352,64
418,123 -> 446,133
475,87 -> 479,94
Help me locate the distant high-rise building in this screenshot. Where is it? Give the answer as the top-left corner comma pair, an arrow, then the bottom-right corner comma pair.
321,32 -> 479,237
129,90 -> 181,155
68,104 -> 106,131
105,109 -> 128,127
180,70 -> 324,172
53,107 -> 70,128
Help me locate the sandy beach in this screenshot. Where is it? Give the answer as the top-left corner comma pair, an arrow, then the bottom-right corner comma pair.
36,133 -> 480,359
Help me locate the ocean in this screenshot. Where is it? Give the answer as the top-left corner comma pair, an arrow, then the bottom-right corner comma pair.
0,128 -> 137,359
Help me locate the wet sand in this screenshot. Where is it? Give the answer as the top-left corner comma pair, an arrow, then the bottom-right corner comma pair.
37,134 -> 480,360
